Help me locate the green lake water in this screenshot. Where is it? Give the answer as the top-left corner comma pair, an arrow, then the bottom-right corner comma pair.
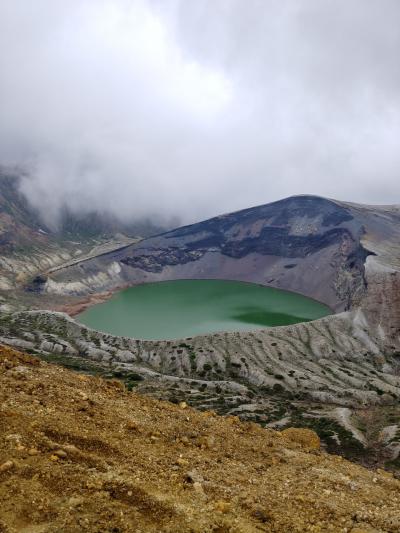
77,279 -> 331,340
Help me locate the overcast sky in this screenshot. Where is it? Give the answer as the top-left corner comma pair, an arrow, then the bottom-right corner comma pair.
1,0 -> 399,226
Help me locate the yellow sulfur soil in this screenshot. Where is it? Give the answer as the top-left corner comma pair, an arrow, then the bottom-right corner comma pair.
0,345 -> 399,533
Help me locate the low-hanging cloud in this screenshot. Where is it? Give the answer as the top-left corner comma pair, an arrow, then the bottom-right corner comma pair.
1,0 -> 400,227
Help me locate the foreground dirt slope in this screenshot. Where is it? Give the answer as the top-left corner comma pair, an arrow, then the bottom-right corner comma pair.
1,346 -> 400,533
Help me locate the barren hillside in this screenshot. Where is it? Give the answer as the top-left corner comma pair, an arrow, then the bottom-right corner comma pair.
1,345 -> 400,532
39,195 -> 400,313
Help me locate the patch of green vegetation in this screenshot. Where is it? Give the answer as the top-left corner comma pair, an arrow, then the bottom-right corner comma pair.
36,352 -> 104,376
33,351 -> 145,393
123,372 -> 145,391
385,456 -> 400,470
288,408 -> 368,461
24,348 -> 40,355
272,383 -> 285,393
90,335 -> 101,348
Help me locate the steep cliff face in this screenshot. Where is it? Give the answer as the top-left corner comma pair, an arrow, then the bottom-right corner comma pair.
116,195 -> 374,311
43,195 -> 388,312
363,264 -> 400,335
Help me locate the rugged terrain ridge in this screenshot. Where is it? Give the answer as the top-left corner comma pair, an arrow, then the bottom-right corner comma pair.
35,195 -> 400,312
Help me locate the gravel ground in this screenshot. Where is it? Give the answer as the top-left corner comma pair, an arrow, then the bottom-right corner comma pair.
1,345 -> 400,533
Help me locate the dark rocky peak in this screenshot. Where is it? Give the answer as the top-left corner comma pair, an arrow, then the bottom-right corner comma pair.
161,195 -> 355,242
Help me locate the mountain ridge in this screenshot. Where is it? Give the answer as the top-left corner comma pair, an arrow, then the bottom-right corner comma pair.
37,193 -> 400,313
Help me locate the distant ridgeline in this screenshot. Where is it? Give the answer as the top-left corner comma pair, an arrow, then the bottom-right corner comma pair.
0,168 -> 165,244
0,168 -> 166,293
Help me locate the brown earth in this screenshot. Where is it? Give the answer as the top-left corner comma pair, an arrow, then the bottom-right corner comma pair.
1,345 -> 400,533
54,289 -> 118,318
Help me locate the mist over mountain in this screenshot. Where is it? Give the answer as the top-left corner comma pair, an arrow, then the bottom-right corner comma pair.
1,0 -> 400,226
0,167 -> 167,239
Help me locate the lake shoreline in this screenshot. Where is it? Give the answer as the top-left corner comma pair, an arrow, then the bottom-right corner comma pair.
56,288 -> 121,318
75,279 -> 332,341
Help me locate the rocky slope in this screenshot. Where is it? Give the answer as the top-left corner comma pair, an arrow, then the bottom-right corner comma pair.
39,195 -> 400,313
1,345 -> 400,533
1,303 -> 399,471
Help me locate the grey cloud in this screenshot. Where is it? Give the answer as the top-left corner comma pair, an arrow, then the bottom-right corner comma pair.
0,0 -> 399,228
